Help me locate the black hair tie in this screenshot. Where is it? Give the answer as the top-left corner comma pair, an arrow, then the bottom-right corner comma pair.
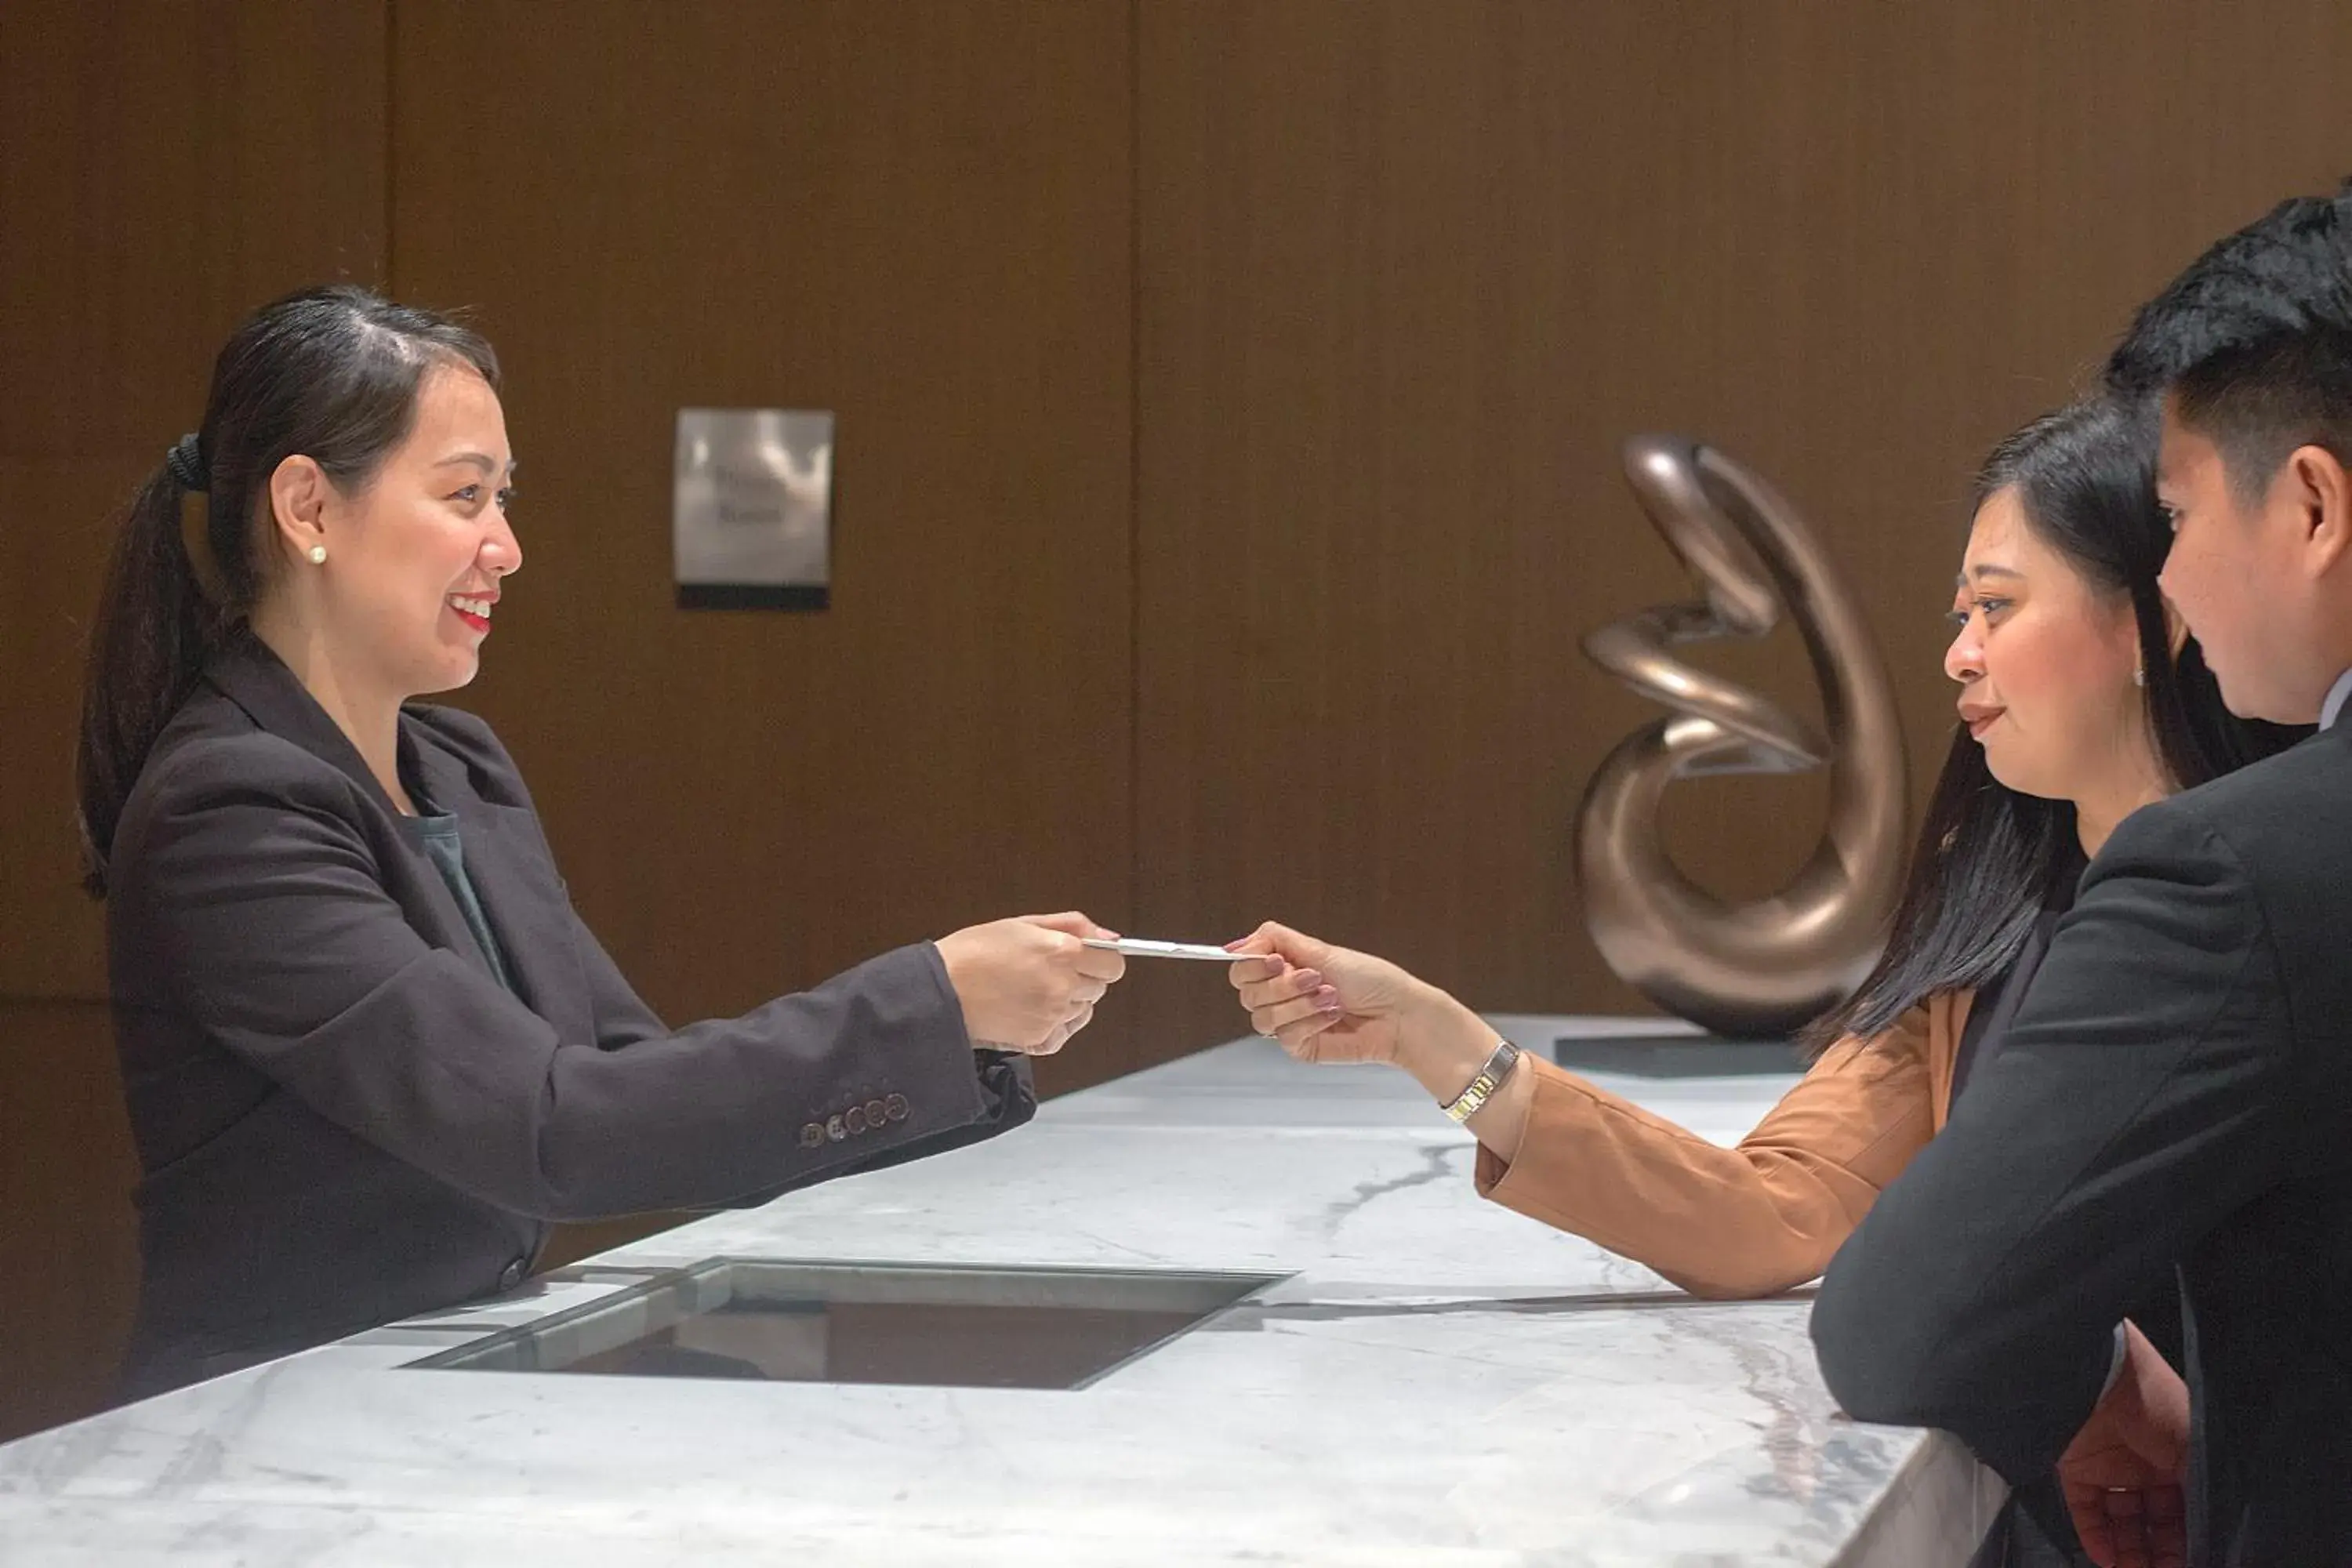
165,432 -> 208,492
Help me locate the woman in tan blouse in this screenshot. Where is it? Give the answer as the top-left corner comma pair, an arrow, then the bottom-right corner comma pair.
1228,397 -> 2302,1298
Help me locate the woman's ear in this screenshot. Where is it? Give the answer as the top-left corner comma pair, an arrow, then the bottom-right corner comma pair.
267,454 -> 332,564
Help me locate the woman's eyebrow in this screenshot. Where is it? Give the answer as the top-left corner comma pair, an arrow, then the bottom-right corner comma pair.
433,452 -> 517,475
1956,563 -> 2024,585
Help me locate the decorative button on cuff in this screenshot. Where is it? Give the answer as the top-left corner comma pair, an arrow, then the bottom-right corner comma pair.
802,1098 -> 904,1149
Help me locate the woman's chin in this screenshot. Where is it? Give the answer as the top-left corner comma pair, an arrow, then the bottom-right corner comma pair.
411,651 -> 482,698
1977,746 -> 2029,795
1981,753 -> 2070,804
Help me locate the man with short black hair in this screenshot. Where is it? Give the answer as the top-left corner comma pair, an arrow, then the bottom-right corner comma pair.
1813,183 -> 2352,1567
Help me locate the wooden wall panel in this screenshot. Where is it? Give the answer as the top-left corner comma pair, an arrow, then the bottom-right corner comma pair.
0,0 -> 390,1000
387,0 -> 1139,1087
0,1004 -> 141,1443
1133,0 -> 2352,1048
0,0 -> 387,1443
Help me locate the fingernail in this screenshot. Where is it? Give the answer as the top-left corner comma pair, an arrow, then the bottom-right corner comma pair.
1297,969 -> 1323,988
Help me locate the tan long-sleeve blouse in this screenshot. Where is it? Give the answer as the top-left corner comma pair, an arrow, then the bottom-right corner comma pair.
1474,991 -> 1976,1298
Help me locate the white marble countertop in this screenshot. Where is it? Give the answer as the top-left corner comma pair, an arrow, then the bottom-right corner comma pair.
0,1018 -> 1999,1565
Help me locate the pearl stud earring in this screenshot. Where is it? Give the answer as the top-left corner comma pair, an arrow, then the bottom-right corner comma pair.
308,545 -> 327,564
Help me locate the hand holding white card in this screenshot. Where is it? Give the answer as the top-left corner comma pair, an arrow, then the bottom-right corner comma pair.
1080,937 -> 1250,961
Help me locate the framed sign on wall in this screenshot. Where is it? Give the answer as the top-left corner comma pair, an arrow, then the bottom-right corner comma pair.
673,408 -> 835,610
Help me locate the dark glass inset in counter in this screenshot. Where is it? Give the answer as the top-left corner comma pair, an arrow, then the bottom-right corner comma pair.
406,1259 -> 1284,1390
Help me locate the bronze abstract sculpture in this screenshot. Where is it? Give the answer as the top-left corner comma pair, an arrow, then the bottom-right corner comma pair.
1577,435 -> 1907,1037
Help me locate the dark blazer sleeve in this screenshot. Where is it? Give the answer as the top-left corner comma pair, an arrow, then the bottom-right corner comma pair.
1809,800 -> 2303,1483
118,731 -> 1031,1222
557,894 -> 1037,1205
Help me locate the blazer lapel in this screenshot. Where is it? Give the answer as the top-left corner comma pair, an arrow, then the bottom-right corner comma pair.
203,636 -> 408,821
205,637 -> 575,1023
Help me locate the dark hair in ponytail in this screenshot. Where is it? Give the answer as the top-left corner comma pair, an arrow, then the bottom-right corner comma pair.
1799,397 -> 2307,1054
77,284 -> 499,895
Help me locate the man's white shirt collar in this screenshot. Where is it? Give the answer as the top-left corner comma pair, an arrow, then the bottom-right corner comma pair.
2323,668 -> 2352,731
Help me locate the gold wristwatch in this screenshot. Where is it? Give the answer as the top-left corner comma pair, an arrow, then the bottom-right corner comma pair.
1439,1037 -> 1523,1123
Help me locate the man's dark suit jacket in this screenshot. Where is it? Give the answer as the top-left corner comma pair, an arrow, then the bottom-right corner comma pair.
1813,722 -> 2352,1565
107,637 -> 1033,1397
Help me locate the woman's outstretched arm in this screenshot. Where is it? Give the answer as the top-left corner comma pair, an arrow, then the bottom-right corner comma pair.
1229,922 -> 1944,1298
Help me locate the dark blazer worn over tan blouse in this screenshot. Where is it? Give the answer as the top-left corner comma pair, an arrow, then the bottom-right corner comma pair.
107,637 -> 1031,1396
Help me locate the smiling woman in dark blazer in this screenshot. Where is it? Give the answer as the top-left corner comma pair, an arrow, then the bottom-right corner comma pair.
78,285 -> 1126,1398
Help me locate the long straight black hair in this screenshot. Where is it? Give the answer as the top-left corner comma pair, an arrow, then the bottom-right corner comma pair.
76,285 -> 498,896
1801,397 -> 2307,1054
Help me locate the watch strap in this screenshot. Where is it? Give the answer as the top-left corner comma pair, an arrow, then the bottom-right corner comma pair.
1440,1037 -> 1523,1123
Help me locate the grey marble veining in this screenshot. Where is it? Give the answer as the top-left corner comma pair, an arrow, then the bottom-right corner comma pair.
0,1019 -> 1997,1565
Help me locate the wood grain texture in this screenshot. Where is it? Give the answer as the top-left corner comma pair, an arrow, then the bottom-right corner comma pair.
0,0 -> 389,998
0,0 -> 387,1442
1133,0 -> 2352,1050
0,1003 -> 140,1443
387,0 -> 1140,1092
